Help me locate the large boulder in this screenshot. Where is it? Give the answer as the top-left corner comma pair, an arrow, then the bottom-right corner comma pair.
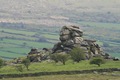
74,37 -> 83,44
27,25 -> 113,62
27,48 -> 51,62
62,39 -> 74,47
60,34 -> 70,41
53,25 -> 84,53
59,25 -> 83,42
52,25 -> 108,60
28,48 -> 38,55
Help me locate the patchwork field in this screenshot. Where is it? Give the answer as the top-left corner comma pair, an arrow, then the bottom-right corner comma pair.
0,26 -> 58,59
78,21 -> 120,58
0,21 -> 120,59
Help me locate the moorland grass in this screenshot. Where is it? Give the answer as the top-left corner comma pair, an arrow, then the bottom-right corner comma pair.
0,60 -> 119,74
0,72 -> 120,80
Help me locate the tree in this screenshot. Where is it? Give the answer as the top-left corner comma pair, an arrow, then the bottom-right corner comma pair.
90,57 -> 105,67
22,58 -> 30,70
50,52 -> 69,65
0,58 -> 4,68
69,47 -> 86,63
50,54 -> 59,63
57,53 -> 69,65
15,64 -> 24,72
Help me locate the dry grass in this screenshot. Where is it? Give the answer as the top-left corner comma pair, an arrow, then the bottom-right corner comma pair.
1,73 -> 120,80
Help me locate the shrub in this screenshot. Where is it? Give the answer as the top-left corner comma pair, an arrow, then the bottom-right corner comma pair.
50,54 -> 59,63
50,52 -> 69,65
15,64 -> 24,72
69,47 -> 86,63
90,57 -> 105,67
22,58 -> 30,70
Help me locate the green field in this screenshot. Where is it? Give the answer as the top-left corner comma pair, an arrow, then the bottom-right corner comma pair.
0,60 -> 119,80
0,60 -> 119,74
0,21 -> 120,59
0,28 -> 35,36
78,21 -> 120,58
42,34 -> 59,40
0,27 -> 55,59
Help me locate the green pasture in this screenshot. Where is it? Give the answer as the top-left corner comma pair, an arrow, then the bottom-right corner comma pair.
0,22 -> 120,59
0,47 -> 30,54
0,51 -> 24,58
0,32 -> 37,41
42,34 -> 59,40
0,27 -> 55,59
109,53 -> 120,59
0,28 -> 35,36
0,60 -> 119,74
1,39 -> 53,48
108,41 -> 120,46
0,39 -> 53,59
79,21 -> 120,29
0,42 -> 18,48
79,21 -> 120,39
25,41 -> 53,48
29,60 -> 120,72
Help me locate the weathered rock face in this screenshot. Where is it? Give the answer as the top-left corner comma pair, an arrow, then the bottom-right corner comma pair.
61,26 -> 83,47
52,25 -> 111,59
27,25 -> 115,62
27,48 -> 51,62
52,26 -> 83,53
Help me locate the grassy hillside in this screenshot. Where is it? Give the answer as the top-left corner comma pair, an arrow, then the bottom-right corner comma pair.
0,0 -> 120,25
0,0 -> 120,59
0,60 -> 120,74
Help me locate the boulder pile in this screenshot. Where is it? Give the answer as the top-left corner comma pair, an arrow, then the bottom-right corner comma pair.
27,25 -> 115,62
27,48 -> 51,62
52,25 -> 110,59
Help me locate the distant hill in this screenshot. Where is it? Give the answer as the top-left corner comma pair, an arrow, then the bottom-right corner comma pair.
0,0 -> 120,26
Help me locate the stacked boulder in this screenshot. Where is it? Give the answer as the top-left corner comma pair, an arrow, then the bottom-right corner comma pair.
27,48 -> 51,62
60,26 -> 83,47
52,26 -> 83,52
52,25 -> 107,59
27,25 -> 115,62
